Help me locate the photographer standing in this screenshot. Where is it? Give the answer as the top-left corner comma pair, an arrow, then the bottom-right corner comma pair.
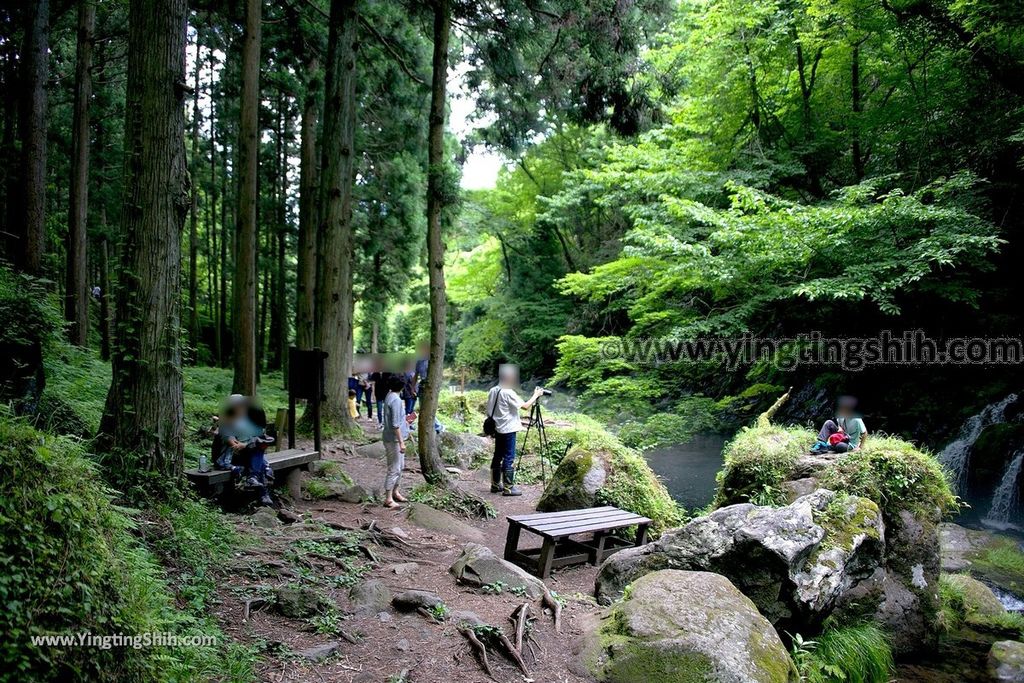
485,364 -> 543,496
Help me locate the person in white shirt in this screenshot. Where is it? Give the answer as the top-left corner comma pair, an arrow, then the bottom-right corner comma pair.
485,364 -> 543,496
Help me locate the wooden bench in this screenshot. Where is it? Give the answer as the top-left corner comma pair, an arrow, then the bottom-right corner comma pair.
185,448 -> 319,496
504,506 -> 652,579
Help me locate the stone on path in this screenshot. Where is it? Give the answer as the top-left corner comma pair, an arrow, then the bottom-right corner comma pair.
295,641 -> 340,662
449,543 -> 546,598
250,506 -> 281,529
576,570 -> 796,683
349,579 -> 392,615
392,590 -> 446,612
274,585 -> 331,618
356,441 -> 386,460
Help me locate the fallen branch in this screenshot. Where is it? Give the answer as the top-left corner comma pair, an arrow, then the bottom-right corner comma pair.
242,597 -> 266,623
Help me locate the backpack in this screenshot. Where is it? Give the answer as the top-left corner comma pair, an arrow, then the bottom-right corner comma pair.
828,431 -> 849,446
483,388 -> 500,437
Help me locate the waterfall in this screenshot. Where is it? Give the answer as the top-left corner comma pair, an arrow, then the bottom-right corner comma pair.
983,451 -> 1024,529
939,393 -> 1018,493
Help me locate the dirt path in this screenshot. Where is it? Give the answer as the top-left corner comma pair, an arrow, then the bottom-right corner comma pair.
212,421 -> 601,683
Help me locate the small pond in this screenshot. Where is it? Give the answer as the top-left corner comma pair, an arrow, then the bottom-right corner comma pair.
643,433 -> 728,512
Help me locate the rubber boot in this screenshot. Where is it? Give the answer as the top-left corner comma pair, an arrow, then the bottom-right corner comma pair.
502,468 -> 523,497
490,468 -> 503,493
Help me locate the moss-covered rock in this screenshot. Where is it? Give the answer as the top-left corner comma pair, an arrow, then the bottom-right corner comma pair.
715,424 -> 811,507
538,443 -> 682,533
579,570 -> 797,683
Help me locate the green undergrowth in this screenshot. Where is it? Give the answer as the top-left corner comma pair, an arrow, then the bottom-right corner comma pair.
0,413 -> 255,682
975,540 -> 1024,582
436,390 -> 490,433
617,397 -> 722,451
790,622 -> 894,683
43,347 -> 291,468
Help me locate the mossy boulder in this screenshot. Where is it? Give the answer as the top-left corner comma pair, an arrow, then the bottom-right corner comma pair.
538,443 -> 682,532
596,490 -> 883,636
989,640 -> 1024,681
945,574 -> 1006,622
274,585 -> 332,618
715,424 -> 811,506
578,570 -> 797,683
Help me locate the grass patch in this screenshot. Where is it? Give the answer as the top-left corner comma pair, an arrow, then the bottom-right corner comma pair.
791,623 -> 893,683
976,541 -> 1024,578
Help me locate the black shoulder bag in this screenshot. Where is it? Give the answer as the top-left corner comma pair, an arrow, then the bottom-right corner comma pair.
483,389 -> 500,437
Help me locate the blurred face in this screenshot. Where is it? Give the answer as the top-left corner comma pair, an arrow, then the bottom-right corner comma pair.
498,364 -> 520,388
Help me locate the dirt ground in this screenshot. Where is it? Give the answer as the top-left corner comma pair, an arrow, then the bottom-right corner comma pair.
211,419 -> 602,683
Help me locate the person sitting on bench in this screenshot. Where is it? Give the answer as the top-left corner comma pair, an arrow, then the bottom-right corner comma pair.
217,394 -> 275,506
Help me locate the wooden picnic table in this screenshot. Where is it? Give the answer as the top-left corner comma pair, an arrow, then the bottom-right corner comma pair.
504,506 -> 652,579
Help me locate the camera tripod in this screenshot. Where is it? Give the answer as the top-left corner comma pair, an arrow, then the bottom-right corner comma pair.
516,395 -> 573,485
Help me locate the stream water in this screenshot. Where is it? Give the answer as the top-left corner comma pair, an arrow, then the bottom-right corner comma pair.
643,434 -> 727,511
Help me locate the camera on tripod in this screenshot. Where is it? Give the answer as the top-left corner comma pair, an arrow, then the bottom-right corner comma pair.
538,387 -> 553,397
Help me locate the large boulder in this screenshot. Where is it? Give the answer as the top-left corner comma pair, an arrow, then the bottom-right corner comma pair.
449,543 -> 546,598
539,445 -> 681,532
439,431 -> 490,470
577,570 -> 796,683
596,490 -> 883,635
989,641 -> 1024,682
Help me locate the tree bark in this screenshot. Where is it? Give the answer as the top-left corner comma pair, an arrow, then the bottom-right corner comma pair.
295,55 -> 320,350
65,0 -> 95,345
313,0 -> 358,429
417,0 -> 451,483
97,0 -> 189,481
187,29 -> 202,360
11,0 -> 49,275
232,0 -> 261,395
98,228 -> 111,361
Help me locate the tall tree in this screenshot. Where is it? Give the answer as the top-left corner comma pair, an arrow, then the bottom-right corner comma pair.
8,0 -> 49,275
187,26 -> 202,359
314,0 -> 358,428
232,0 -> 262,395
65,0 -> 96,345
295,54 -> 319,350
97,0 -> 189,482
417,0 -> 451,482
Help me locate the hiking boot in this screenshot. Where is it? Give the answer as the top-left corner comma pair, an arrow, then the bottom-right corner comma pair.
258,493 -> 274,507
502,468 -> 523,497
490,468 -> 503,493
245,475 -> 260,489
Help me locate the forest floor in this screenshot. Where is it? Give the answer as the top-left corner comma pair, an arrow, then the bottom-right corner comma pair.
209,416 -> 598,683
